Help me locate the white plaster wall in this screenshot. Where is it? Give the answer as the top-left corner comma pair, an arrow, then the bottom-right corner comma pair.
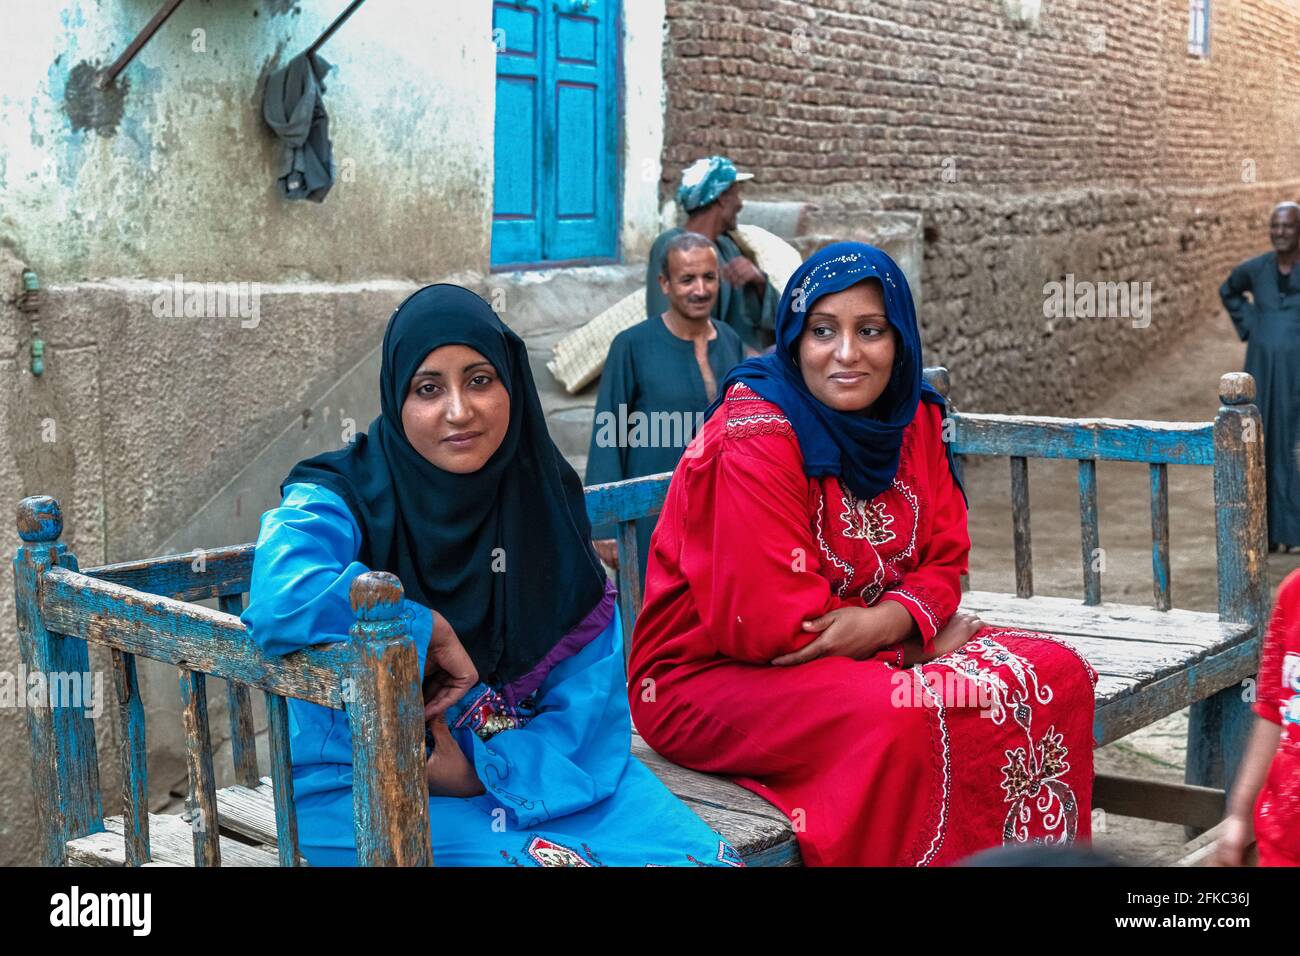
0,0 -> 496,282
618,0 -> 666,262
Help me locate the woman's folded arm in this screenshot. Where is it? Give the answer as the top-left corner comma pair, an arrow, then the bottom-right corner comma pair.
242,482 -> 434,677
678,430 -> 864,664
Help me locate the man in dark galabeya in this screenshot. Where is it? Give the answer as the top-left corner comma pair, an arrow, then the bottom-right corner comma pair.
1220,201 -> 1300,552
587,232 -> 745,582
646,156 -> 778,353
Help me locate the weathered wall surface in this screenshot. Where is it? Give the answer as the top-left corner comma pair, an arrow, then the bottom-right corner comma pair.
0,0 -> 502,864
0,0 -> 675,864
660,0 -> 1300,411
0,0 -> 497,281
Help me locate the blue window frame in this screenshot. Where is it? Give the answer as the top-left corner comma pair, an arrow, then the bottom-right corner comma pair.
491,0 -> 622,269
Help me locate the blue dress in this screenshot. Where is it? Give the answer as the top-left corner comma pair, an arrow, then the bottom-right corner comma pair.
242,482 -> 740,867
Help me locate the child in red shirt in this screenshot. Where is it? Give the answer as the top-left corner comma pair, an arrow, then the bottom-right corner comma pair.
1217,569 -> 1300,866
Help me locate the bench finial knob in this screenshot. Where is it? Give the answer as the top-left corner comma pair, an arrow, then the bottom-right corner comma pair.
923,366 -> 951,399
16,496 -> 62,543
350,570 -> 404,621
1219,372 -> 1255,406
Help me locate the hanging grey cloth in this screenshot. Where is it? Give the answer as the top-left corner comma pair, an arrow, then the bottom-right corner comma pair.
262,52 -> 335,202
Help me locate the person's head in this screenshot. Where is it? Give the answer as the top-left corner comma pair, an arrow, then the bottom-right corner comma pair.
283,282 -> 610,691
713,182 -> 744,232
703,242 -> 960,506
796,278 -> 898,413
1270,202 -> 1300,254
400,343 -> 510,473
658,231 -> 720,321
676,155 -> 753,229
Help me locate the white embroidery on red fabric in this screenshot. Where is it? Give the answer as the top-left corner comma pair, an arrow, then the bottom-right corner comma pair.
926,635 -> 1080,848
813,487 -> 854,597
882,478 -> 920,567
889,588 -> 940,636
910,667 -> 951,866
726,414 -> 794,440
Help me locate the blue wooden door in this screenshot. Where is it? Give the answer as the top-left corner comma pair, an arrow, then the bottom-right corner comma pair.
492,0 -> 620,268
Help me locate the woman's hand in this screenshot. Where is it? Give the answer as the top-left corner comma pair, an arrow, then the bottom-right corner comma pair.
422,612 -> 478,720
1212,813 -> 1254,867
772,602 -> 916,666
593,538 -> 619,570
424,716 -> 486,798
926,610 -> 984,660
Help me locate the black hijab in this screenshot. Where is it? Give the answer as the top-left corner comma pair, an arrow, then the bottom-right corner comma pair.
283,284 -> 609,688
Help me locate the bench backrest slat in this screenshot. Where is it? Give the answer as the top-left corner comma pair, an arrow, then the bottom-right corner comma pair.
265,690 -> 303,866
218,593 -> 261,790
178,667 -> 221,866
109,646 -> 150,865
1077,459 -> 1101,606
615,521 -> 643,664
1149,463 -> 1172,611
951,414 -> 1215,465
1009,456 -> 1033,599
84,544 -> 255,603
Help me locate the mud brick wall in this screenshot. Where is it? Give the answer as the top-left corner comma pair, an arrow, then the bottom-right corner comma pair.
661,0 -> 1300,412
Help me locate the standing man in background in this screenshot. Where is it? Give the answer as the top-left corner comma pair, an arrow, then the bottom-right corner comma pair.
587,232 -> 745,584
646,156 -> 778,353
1220,200 -> 1300,553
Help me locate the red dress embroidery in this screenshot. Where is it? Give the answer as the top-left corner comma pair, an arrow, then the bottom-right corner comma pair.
629,382 -> 1098,866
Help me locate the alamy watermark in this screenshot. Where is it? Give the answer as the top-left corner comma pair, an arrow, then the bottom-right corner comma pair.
151,275 -> 261,329
1043,274 -> 1152,329
0,665 -> 103,718
591,404 -> 705,456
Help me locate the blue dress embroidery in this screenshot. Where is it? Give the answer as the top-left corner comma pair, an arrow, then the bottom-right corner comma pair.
242,482 -> 740,867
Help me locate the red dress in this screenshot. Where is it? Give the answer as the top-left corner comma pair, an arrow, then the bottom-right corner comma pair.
628,382 -> 1098,866
1253,570 -> 1300,866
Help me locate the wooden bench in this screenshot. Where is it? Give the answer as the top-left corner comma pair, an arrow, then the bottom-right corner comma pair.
15,367 -> 1266,866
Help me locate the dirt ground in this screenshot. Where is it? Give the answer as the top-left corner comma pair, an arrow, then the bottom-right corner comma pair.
957,317 -> 1299,865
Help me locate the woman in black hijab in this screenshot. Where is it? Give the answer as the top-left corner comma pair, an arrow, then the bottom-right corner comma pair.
243,284 -> 738,866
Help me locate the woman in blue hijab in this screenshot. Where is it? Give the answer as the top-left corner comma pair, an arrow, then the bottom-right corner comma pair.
629,243 -> 1098,866
243,284 -> 738,866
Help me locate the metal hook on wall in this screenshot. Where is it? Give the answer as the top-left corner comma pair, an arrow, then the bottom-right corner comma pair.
97,0 -> 187,90
307,0 -> 366,58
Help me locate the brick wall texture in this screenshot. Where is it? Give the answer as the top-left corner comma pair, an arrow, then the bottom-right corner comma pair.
661,0 -> 1300,412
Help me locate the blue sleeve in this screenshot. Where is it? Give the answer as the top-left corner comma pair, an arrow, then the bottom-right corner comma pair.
456,611 -> 630,829
242,482 -> 434,679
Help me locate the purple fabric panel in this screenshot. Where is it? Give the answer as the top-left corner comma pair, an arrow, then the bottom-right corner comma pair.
500,578 -> 618,708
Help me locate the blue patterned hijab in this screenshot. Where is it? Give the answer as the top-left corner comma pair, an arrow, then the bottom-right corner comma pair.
705,241 -> 966,503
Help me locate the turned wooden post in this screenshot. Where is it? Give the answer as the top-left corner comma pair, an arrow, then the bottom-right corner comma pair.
13,495 -> 105,865
346,571 -> 433,866
1186,373 -> 1268,803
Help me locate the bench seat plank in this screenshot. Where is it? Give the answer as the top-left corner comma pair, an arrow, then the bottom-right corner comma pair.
631,735 -> 800,866
960,591 -> 1252,649
208,762 -> 801,867
959,592 -> 1258,746
66,813 -> 278,867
